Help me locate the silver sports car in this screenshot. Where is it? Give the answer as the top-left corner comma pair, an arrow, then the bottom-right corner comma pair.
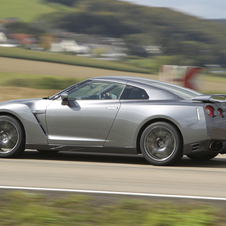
0,76 -> 226,165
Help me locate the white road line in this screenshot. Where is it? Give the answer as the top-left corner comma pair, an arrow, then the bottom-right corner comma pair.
0,186 -> 225,201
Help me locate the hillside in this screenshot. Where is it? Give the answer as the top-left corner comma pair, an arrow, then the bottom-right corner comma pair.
210,19 -> 226,27
1,0 -> 226,67
0,47 -> 149,74
0,0 -> 72,22
41,0 -> 226,67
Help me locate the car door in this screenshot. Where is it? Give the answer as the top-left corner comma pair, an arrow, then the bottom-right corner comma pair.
45,80 -> 126,146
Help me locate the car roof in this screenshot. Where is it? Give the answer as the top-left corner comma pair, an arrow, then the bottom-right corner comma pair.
50,76 -> 201,101
93,76 -> 156,84
92,76 -> 201,99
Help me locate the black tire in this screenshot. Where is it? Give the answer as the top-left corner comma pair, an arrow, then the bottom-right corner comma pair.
0,115 -> 25,158
186,152 -> 218,161
140,122 -> 183,166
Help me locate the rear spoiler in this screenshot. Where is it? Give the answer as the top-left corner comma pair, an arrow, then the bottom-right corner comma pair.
192,95 -> 226,103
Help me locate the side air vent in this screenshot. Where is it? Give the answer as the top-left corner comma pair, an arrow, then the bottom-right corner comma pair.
33,113 -> 48,136
191,143 -> 200,151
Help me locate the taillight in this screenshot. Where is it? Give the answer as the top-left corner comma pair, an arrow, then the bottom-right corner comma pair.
217,108 -> 225,118
205,105 -> 215,117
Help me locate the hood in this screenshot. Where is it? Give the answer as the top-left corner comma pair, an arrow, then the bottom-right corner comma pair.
0,98 -> 43,106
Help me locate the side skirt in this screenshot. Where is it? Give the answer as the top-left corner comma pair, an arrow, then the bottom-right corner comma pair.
26,144 -> 137,155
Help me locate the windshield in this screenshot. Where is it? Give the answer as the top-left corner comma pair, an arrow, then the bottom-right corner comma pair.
49,80 -> 91,100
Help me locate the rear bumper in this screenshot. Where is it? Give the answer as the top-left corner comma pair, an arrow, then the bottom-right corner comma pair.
184,139 -> 226,155
211,127 -> 226,140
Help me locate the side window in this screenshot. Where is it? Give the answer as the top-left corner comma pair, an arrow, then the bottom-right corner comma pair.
120,85 -> 149,100
68,80 -> 126,100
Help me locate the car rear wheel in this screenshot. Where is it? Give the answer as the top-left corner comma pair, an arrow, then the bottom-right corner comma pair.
186,152 -> 218,161
140,122 -> 183,166
0,116 -> 25,157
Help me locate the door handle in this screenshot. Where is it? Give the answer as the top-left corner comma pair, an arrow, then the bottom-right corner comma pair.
106,106 -> 119,110
33,110 -> 45,114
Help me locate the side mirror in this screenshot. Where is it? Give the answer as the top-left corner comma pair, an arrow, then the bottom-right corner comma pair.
61,92 -> 69,105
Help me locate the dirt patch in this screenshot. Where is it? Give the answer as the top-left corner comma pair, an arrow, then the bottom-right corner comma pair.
0,86 -> 59,102
0,57 -> 226,92
0,57 -> 156,79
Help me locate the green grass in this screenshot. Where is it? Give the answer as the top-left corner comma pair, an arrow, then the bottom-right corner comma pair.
0,0 -> 73,22
0,73 -> 83,90
0,191 -> 220,226
203,75 -> 226,83
0,73 -> 224,95
0,47 -> 150,74
1,72 -> 226,97
126,58 -> 154,69
126,57 -> 160,74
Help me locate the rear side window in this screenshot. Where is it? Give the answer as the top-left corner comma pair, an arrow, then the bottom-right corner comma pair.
120,85 -> 149,100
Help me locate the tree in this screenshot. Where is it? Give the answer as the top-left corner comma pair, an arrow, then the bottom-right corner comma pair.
44,0 -> 80,7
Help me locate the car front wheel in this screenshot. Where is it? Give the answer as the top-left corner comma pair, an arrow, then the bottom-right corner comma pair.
140,122 -> 183,166
0,116 -> 25,157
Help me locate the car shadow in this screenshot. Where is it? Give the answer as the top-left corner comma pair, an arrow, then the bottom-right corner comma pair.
20,150 -> 150,165
19,150 -> 226,168
175,155 -> 226,168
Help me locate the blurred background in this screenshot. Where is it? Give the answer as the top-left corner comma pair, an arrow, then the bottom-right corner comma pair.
0,0 -> 226,101
1,2 -> 226,224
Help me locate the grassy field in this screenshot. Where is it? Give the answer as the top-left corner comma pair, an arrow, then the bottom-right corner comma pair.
204,75 -> 226,83
0,86 -> 59,102
126,58 -> 154,69
1,48 -> 225,93
0,48 -> 150,74
0,73 -> 82,89
0,57 -> 154,80
0,57 -> 226,100
0,0 -> 72,22
0,191 -> 221,226
0,72 -> 80,101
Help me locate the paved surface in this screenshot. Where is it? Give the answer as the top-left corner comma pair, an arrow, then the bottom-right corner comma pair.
1,151 -> 226,199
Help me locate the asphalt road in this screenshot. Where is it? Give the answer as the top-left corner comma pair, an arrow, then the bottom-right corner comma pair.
1,150 -> 226,199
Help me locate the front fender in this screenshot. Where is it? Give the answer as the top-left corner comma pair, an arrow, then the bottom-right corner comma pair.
0,103 -> 48,145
